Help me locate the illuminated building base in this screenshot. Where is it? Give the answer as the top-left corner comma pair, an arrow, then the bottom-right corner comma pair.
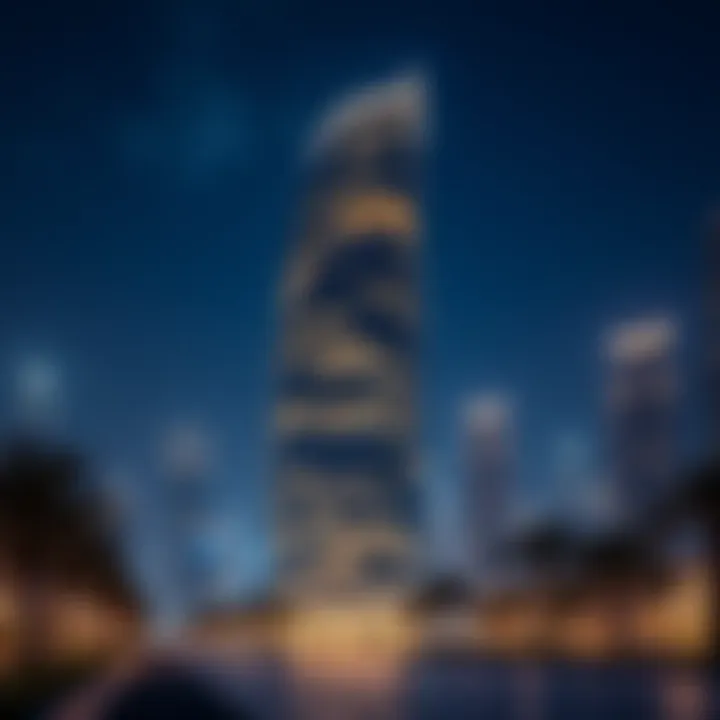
284,598 -> 417,668
192,559 -> 714,664
282,599 -> 414,720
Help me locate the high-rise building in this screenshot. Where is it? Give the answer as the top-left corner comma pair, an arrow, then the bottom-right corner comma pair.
275,74 -> 426,601
707,215 -> 720,451
162,424 -> 212,621
604,317 -> 679,521
464,395 -> 514,588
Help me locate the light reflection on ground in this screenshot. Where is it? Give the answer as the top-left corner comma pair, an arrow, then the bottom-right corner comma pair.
51,645 -> 720,719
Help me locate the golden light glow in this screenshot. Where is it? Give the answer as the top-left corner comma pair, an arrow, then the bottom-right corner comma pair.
191,555 -> 714,668
315,334 -> 392,375
49,593 -> 134,658
652,562 -> 711,656
331,192 -> 417,239
284,600 -> 416,664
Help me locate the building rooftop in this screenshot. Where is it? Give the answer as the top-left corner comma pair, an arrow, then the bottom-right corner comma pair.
605,317 -> 678,364
306,71 -> 427,160
464,395 -> 513,434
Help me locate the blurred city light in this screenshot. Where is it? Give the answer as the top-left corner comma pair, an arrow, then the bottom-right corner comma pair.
0,5 -> 718,718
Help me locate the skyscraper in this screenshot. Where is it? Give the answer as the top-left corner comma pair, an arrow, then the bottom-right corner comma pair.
275,74 -> 426,601
707,215 -> 720,451
464,395 -> 514,588
162,424 -> 213,622
604,317 -> 679,522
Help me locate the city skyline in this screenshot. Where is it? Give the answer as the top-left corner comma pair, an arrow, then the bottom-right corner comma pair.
1,0 -> 716,601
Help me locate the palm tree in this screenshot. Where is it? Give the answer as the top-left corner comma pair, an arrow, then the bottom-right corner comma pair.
579,529 -> 662,658
0,440 -> 138,671
503,519 -> 578,655
0,442 -> 85,670
406,574 -> 475,654
655,460 -> 720,662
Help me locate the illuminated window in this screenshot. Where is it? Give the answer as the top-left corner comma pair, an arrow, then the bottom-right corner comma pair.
331,192 -> 416,238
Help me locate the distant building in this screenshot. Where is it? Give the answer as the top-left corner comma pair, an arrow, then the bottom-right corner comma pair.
162,425 -> 213,620
604,317 -> 680,521
464,395 -> 515,589
275,73 -> 427,601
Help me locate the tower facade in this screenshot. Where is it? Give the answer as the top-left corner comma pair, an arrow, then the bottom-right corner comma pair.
604,318 -> 679,521
275,75 -> 426,601
707,216 -> 720,451
464,396 -> 514,588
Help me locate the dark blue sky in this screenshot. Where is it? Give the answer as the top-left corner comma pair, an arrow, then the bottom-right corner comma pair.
1,0 -> 718,595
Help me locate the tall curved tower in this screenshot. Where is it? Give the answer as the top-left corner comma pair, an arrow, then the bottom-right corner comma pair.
708,216 -> 720,450
275,74 -> 426,602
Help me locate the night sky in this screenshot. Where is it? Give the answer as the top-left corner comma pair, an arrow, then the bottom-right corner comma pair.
1,0 -> 719,603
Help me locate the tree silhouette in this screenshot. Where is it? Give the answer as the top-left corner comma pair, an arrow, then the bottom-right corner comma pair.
0,440 -> 137,672
580,529 -> 662,658
656,460 -> 720,662
503,520 -> 578,654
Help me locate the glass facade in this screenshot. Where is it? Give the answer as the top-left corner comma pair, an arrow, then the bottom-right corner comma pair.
708,220 -> 720,448
276,76 -> 425,600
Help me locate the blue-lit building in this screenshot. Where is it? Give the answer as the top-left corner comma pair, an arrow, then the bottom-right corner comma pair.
275,74 -> 427,601
162,425 -> 214,622
604,318 -> 679,523
464,396 -> 515,590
